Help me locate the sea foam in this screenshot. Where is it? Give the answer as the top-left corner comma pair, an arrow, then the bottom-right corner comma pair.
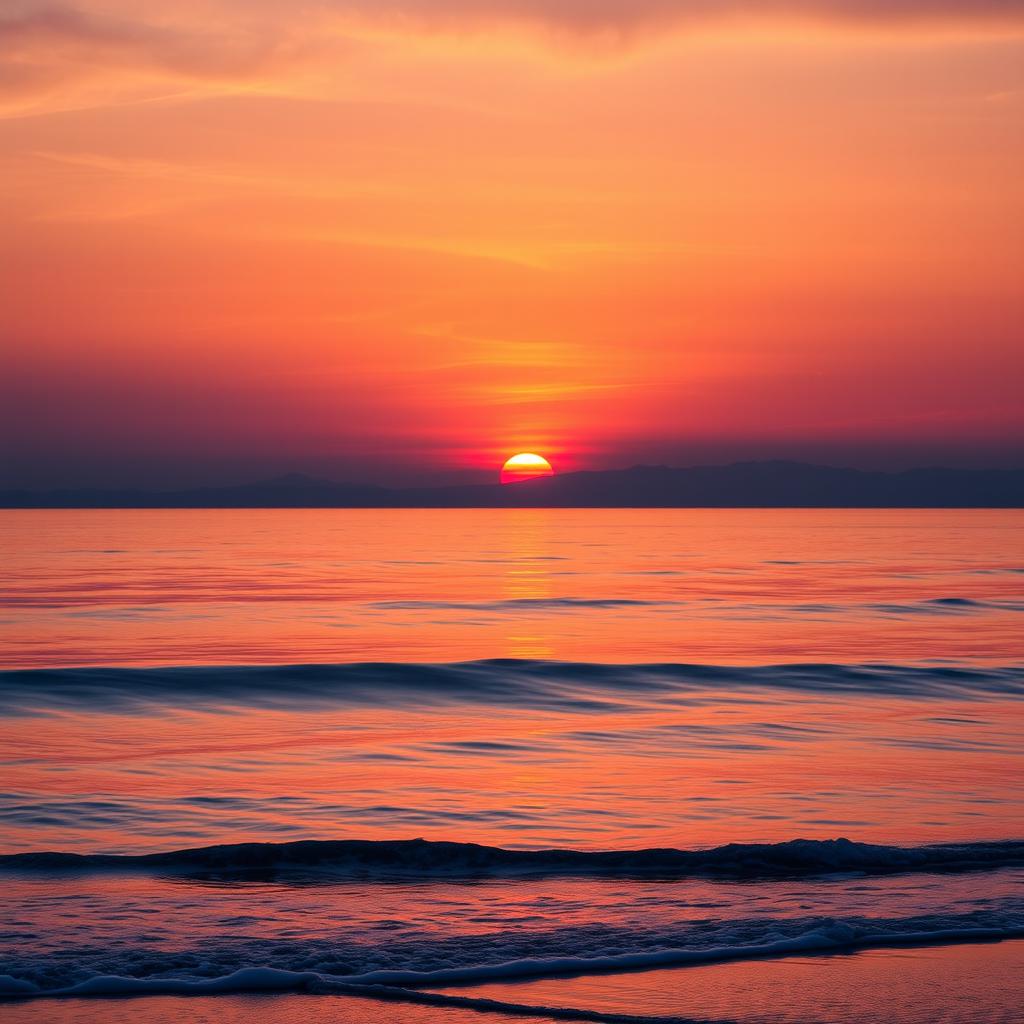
4,919 -> 1023,1006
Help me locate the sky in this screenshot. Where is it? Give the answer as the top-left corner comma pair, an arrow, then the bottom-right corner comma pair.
2,0 -> 1023,489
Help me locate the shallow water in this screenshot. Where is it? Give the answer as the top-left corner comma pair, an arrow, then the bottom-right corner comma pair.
4,943 -> 1024,1023
434,939 -> 1024,1024
3,865 -> 1023,993
1,508 -> 1022,1017
0,994 -> 554,1024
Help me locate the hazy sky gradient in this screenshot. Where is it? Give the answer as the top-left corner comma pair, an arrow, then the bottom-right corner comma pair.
2,0 -> 1022,487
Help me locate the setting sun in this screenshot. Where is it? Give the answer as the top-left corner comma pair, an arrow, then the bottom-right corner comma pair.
501,453 -> 554,485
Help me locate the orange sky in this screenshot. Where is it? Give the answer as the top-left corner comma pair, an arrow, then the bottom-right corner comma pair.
2,1 -> 1023,487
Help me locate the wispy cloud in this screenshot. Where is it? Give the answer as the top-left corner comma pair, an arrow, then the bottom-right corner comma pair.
4,0 -> 1023,92
0,3 -> 314,114
323,0 -> 1024,34
3,0 -> 1022,114
0,5 -> 289,78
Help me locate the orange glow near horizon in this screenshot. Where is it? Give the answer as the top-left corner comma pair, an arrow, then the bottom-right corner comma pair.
501,452 -> 555,484
1,2 -> 1022,487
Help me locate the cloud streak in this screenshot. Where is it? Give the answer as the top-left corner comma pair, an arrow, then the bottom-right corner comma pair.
4,0 -> 1024,78
2,0 -> 1021,109
328,0 -> 1024,34
0,6 -> 289,77
0,4 -> 308,109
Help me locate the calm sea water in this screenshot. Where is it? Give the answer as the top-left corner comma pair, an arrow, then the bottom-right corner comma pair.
1,508 -> 1022,1019
3,508 -> 1023,667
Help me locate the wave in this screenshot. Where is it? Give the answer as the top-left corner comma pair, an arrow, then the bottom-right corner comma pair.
372,598 -> 667,611
370,597 -> 1024,617
2,659 -> 1022,715
4,838 -> 1022,1009
4,918 -> 1023,1007
4,836 -> 1023,879
793,597 -> 1024,617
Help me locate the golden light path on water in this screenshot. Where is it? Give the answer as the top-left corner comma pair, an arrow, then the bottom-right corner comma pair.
3,508 -> 1022,669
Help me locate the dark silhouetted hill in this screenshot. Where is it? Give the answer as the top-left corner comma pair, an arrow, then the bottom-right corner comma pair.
3,461 -> 1023,508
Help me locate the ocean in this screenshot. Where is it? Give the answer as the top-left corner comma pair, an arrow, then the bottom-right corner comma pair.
1,508 -> 1022,1022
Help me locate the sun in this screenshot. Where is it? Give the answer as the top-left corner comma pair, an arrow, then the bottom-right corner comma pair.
501,452 -> 554,485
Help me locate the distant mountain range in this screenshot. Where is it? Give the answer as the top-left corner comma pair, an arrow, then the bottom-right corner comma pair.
3,461 -> 1024,508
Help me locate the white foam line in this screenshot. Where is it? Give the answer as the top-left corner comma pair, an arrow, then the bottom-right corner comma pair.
4,924 -> 1023,1013
341,924 -> 1024,989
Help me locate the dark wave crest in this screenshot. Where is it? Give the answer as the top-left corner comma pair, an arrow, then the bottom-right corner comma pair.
4,836 -> 1023,879
1,659 -> 1022,716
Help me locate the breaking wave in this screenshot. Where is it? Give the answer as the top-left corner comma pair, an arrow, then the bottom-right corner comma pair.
4,838 -> 1023,1011
3,913 -> 1023,1004
3,836 -> 1024,879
